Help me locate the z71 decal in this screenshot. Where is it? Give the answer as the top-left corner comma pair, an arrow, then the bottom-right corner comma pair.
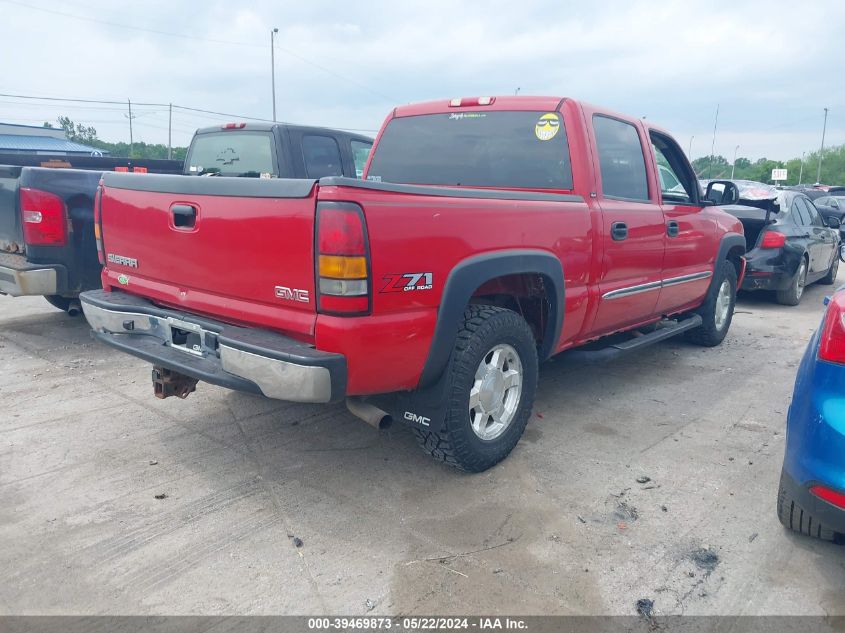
380,272 -> 433,293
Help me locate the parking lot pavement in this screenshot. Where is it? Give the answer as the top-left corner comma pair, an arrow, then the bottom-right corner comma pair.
1,281 -> 844,617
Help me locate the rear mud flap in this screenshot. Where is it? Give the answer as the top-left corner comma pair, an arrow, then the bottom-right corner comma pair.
369,360 -> 454,434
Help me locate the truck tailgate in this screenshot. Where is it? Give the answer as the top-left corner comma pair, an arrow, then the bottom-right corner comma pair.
0,165 -> 23,252
99,173 -> 319,338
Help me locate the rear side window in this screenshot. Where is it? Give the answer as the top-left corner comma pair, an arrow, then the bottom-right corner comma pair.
186,132 -> 276,177
801,197 -> 824,226
351,140 -> 372,179
792,199 -> 811,225
593,115 -> 649,201
302,135 -> 343,178
366,111 -> 573,189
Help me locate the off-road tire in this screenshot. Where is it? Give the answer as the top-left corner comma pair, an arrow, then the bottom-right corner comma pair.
413,305 -> 538,472
821,252 -> 839,285
777,471 -> 841,543
776,257 -> 808,306
685,259 -> 737,347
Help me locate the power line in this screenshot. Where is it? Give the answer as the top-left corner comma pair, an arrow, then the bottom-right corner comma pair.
1,0 -> 394,101
0,0 -> 265,48
272,43 -> 394,101
0,92 -> 164,106
0,91 -> 379,134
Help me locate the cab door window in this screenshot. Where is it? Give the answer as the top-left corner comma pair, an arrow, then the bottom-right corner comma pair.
302,135 -> 343,178
351,140 -> 372,179
650,132 -> 695,204
593,115 -> 649,202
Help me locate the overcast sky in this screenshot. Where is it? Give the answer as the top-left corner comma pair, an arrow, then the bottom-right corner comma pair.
1,0 -> 842,161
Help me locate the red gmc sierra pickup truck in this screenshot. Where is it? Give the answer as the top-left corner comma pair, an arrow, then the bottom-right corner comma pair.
80,96 -> 746,471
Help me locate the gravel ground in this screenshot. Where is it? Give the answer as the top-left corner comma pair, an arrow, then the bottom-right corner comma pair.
1,280 -> 843,616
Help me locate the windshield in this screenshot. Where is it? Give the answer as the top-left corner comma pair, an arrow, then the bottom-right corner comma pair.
367,111 -> 573,189
185,131 -> 276,177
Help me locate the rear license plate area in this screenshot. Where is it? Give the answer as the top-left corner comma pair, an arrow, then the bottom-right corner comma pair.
165,317 -> 205,356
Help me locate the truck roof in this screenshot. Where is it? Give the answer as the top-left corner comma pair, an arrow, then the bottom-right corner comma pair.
193,122 -> 373,143
393,96 -> 568,118
392,96 -> 674,138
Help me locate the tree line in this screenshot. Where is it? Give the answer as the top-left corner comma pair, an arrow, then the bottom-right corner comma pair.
44,117 -> 188,161
692,145 -> 845,186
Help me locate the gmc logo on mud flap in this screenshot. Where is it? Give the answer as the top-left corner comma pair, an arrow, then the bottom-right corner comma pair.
404,411 -> 430,426
274,286 -> 310,303
381,272 -> 433,293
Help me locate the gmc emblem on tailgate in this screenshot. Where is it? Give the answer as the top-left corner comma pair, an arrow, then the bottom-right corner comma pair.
275,286 -> 310,303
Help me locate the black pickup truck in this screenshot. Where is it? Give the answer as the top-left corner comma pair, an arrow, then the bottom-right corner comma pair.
0,123 -> 373,314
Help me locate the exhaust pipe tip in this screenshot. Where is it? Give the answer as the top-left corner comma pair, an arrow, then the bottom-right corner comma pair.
346,397 -> 392,430
66,300 -> 82,317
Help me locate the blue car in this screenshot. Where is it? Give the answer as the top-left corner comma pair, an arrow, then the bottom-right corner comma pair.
779,279 -> 845,543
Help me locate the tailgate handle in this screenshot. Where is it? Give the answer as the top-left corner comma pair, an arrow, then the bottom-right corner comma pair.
171,204 -> 197,229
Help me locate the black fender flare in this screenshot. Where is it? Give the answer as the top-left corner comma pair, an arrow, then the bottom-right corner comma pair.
418,249 -> 565,388
713,233 -> 745,289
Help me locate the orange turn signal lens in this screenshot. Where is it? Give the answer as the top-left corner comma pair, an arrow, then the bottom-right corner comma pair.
319,255 -> 367,279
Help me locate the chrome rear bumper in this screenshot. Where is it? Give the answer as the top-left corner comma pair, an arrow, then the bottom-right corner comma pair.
80,289 -> 346,403
0,252 -> 60,296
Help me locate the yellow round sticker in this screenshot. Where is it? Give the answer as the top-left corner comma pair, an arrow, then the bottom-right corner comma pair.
535,113 -> 560,141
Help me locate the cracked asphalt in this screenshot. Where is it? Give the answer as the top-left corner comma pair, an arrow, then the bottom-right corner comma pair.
1,281 -> 844,615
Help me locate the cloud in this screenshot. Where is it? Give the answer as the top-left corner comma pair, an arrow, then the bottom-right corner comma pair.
0,0 -> 841,160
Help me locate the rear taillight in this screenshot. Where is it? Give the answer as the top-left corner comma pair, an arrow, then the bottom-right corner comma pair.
759,231 -> 786,249
810,484 -> 845,510
316,202 -> 370,314
94,183 -> 105,265
819,293 -> 845,364
20,188 -> 67,246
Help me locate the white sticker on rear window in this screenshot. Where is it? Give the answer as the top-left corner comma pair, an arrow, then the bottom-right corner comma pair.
449,113 -> 487,121
189,165 -> 198,172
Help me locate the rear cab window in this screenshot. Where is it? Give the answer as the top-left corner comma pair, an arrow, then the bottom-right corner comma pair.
366,111 -> 573,190
186,131 -> 277,177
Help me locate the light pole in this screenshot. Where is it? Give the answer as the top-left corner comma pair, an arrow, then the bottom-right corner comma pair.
816,107 -> 829,184
688,135 -> 694,159
707,104 -> 719,180
514,87 -> 520,96
731,145 -> 739,179
271,27 -> 279,122
798,151 -> 805,185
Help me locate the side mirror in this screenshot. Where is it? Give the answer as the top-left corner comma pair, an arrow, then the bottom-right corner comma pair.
705,180 -> 740,206
840,244 -> 845,264
828,216 -> 842,229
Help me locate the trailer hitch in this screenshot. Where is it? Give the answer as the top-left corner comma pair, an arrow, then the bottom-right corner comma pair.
152,366 -> 198,399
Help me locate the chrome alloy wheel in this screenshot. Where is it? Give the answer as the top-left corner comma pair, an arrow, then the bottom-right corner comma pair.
714,279 -> 732,331
469,343 -> 523,441
796,260 -> 807,301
